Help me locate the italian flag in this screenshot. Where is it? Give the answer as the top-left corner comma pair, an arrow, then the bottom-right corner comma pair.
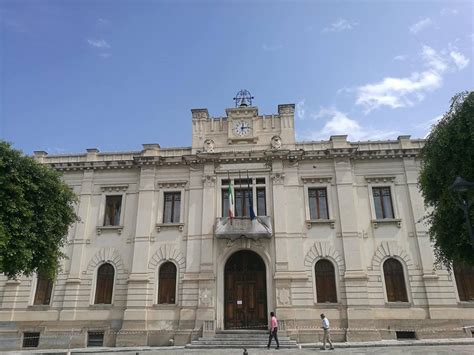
228,180 -> 235,219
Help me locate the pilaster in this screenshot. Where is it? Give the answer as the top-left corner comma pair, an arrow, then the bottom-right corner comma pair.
120,165 -> 156,333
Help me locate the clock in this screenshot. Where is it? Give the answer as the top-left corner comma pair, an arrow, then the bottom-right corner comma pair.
232,120 -> 252,137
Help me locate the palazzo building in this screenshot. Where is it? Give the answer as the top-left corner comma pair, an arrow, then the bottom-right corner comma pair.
1,94 -> 473,349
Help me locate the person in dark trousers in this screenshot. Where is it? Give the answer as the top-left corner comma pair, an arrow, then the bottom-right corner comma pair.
267,311 -> 280,349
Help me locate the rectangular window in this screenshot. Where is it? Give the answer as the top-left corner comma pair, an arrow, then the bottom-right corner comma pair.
221,178 -> 266,217
163,192 -> 181,223
235,189 -> 251,217
103,195 -> 122,226
308,188 -> 329,220
257,187 -> 266,216
87,331 -> 104,347
372,187 -> 394,219
33,273 -> 53,305
23,332 -> 40,348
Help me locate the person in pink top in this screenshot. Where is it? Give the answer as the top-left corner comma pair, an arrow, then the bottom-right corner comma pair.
267,311 -> 280,349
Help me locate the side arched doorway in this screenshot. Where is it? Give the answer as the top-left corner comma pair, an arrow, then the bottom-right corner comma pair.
224,250 -> 267,329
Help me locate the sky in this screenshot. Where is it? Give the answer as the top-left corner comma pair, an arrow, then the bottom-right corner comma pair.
0,0 -> 473,155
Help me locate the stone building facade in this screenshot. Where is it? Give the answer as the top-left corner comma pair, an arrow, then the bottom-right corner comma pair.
1,101 -> 473,350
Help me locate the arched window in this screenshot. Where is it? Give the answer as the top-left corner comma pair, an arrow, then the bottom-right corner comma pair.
454,262 -> 474,301
94,263 -> 114,304
33,273 -> 54,305
315,259 -> 337,303
158,262 -> 177,304
383,258 -> 408,302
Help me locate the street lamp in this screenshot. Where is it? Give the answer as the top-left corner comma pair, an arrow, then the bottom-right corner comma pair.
449,176 -> 474,247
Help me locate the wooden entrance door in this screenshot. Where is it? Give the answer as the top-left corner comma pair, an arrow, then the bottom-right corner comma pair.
224,250 -> 267,329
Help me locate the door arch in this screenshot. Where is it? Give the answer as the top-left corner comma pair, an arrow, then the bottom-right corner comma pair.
224,250 -> 267,329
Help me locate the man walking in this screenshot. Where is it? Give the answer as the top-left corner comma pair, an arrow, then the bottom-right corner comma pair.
267,311 -> 280,349
320,313 -> 334,350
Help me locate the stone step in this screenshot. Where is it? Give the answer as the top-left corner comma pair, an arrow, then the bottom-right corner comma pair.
186,344 -> 298,349
205,335 -> 293,339
192,339 -> 297,344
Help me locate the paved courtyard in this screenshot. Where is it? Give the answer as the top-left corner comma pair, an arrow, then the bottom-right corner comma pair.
69,345 -> 474,355
3,344 -> 474,355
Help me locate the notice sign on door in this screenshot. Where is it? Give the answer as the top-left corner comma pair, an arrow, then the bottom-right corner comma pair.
237,300 -> 243,305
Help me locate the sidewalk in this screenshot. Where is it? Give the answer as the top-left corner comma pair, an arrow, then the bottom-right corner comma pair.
2,338 -> 474,354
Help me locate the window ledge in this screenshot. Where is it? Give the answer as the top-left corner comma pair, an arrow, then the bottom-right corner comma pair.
457,301 -> 474,308
151,303 -> 178,309
89,304 -> 114,309
314,302 -> 341,308
306,219 -> 335,229
156,223 -> 184,232
96,225 -> 123,235
385,301 -> 411,308
372,219 -> 401,228
27,305 -> 51,311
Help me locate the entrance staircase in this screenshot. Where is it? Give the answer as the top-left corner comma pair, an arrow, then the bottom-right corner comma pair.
185,330 -> 299,349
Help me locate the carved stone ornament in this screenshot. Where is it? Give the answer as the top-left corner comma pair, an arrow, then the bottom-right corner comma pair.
271,136 -> 282,150
199,288 -> 213,306
277,288 -> 291,305
271,172 -> 285,185
202,175 -> 216,187
203,139 -> 215,153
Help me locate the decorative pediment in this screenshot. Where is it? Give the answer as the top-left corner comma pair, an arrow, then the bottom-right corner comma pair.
100,184 -> 128,192
364,175 -> 396,183
156,180 -> 188,189
301,176 -> 332,184
148,245 -> 186,275
304,242 -> 345,274
371,242 -> 412,270
85,248 -> 125,274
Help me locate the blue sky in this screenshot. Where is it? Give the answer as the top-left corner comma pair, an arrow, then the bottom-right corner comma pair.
1,0 -> 472,155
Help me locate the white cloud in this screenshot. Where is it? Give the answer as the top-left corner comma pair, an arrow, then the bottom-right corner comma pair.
296,100 -> 306,120
299,108 -> 399,141
450,51 -> 469,69
440,8 -> 458,16
356,71 -> 442,112
87,39 -> 111,49
413,115 -> 443,137
322,18 -> 358,33
262,43 -> 283,51
421,45 -> 447,72
409,18 -> 433,34
393,55 -> 408,61
356,45 -> 469,112
98,18 -> 110,25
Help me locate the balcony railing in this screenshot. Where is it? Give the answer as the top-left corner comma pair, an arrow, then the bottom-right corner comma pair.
214,216 -> 273,240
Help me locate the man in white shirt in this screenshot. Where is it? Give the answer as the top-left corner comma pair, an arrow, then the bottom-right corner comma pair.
320,313 -> 334,350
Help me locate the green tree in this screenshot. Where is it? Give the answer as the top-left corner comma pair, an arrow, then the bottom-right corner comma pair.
0,141 -> 78,279
419,91 -> 474,267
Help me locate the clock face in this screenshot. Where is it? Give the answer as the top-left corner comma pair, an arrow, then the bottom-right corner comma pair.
232,120 -> 251,137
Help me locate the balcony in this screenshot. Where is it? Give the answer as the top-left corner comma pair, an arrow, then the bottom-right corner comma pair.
214,216 -> 273,240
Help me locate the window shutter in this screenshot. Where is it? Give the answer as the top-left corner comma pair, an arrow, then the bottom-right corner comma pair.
454,263 -> 474,301
315,260 -> 337,303
95,263 -> 114,304
383,258 -> 408,302
158,262 -> 177,304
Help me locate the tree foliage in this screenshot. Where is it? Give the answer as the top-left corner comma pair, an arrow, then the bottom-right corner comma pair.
419,91 -> 474,267
0,142 -> 78,279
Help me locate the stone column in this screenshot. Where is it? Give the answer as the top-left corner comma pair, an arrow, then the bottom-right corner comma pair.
331,136 -> 377,341
117,165 -> 156,346
179,167 -> 203,331
60,168 -> 94,321
195,163 -> 216,332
